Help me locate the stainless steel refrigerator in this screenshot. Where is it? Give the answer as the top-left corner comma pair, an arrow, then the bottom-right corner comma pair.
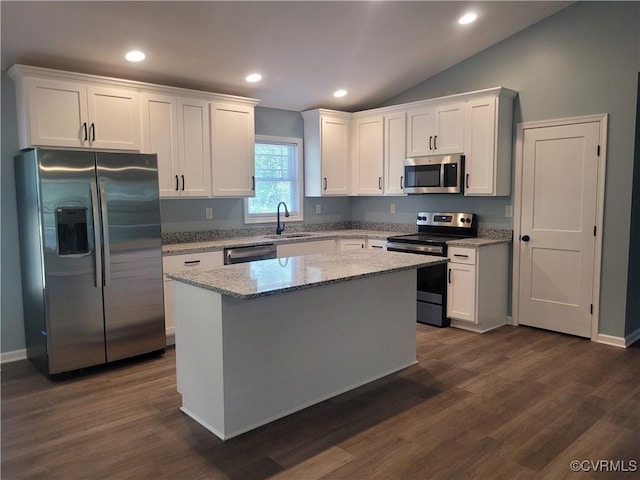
14,148 -> 166,375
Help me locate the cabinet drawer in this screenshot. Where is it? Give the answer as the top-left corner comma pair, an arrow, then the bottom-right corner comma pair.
448,247 -> 476,265
163,251 -> 224,275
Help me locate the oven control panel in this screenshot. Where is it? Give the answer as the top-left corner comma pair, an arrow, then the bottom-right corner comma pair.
416,211 -> 475,228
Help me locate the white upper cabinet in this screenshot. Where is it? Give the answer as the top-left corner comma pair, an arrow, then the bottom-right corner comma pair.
16,76 -> 141,151
142,93 -> 211,198
210,102 -> 256,197
303,109 -> 351,196
406,102 -> 464,157
352,115 -> 384,195
384,111 -> 407,195
463,93 -> 514,196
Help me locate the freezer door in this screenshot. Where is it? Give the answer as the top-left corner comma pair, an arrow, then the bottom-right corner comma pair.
37,149 -> 107,373
97,153 -> 165,361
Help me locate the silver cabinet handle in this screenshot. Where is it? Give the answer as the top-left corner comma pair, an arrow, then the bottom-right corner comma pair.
90,181 -> 102,288
99,181 -> 110,287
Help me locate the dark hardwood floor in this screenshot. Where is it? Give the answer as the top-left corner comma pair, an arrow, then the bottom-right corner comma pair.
2,324 -> 638,480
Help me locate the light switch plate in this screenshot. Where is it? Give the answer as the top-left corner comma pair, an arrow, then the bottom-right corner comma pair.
316,204 -> 321,214
505,205 -> 513,218
390,203 -> 396,214
205,207 -> 213,220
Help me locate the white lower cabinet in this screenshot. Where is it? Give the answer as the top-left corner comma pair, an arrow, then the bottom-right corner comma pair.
446,244 -> 509,333
162,251 -> 224,340
276,240 -> 336,258
338,239 -> 366,251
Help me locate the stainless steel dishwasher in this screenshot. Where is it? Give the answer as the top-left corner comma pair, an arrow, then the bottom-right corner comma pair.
223,244 -> 277,265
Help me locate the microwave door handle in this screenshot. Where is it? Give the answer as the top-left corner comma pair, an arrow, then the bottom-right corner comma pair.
440,165 -> 446,189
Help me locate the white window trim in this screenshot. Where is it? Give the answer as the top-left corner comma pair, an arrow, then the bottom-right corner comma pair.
244,135 -> 304,224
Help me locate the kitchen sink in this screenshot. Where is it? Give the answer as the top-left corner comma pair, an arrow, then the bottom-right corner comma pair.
263,233 -> 316,239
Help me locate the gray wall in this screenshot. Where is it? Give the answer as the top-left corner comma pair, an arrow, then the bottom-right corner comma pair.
1,72 -> 25,353
378,1 -> 639,338
160,106 -> 351,232
627,75 -> 640,337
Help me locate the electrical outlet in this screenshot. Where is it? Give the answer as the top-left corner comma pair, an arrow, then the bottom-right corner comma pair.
390,203 -> 396,214
316,204 -> 321,214
205,207 -> 213,220
505,205 -> 513,218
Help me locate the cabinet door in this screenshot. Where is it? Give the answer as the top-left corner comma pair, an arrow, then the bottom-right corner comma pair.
384,112 -> 407,195
320,115 -> 350,195
25,78 -> 88,148
178,99 -> 211,197
338,239 -> 366,251
210,103 -> 255,197
447,262 -> 477,323
87,86 -> 141,151
353,116 -> 384,195
406,107 -> 435,157
434,103 -> 464,155
141,94 -> 180,197
464,97 -> 497,195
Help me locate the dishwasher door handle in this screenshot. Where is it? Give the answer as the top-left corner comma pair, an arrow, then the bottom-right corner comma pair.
224,245 -> 277,265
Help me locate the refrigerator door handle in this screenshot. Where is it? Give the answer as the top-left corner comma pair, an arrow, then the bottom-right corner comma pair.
90,181 -> 103,288
99,181 -> 111,287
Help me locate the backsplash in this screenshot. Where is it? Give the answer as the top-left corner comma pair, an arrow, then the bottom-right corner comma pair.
162,221 -> 512,244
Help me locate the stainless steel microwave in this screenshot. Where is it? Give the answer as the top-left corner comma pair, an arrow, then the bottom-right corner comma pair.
403,155 -> 464,194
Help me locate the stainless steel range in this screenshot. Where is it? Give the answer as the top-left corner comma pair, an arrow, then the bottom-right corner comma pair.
386,212 -> 478,327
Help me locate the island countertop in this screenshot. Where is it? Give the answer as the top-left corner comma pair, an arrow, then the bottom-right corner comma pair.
167,250 -> 446,300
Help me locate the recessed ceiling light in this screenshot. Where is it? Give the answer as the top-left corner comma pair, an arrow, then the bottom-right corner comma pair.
246,73 -> 262,83
458,12 -> 477,25
125,50 -> 145,62
333,89 -> 348,98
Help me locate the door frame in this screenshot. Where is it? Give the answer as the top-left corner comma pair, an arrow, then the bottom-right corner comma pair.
512,114 -> 608,341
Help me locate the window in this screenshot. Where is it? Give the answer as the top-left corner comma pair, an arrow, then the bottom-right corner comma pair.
244,135 -> 303,224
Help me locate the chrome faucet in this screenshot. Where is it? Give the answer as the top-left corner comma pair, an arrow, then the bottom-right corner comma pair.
276,202 -> 290,235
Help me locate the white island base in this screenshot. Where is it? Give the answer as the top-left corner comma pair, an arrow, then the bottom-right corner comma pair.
174,269 -> 417,440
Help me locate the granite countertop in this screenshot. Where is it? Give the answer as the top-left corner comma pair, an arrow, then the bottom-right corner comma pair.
162,230 -> 398,255
162,228 -> 511,255
447,237 -> 511,247
166,250 -> 447,300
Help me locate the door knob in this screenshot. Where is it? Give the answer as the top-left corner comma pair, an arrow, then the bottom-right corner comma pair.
521,235 -> 530,242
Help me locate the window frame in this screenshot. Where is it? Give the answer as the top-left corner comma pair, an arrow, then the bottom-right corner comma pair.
244,135 -> 304,224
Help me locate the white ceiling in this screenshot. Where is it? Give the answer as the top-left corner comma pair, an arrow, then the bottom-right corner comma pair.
1,1 -> 571,112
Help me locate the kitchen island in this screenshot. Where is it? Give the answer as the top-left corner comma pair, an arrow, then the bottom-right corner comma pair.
168,250 -> 446,440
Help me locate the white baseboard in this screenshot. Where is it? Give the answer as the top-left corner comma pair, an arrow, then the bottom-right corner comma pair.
624,327 -> 640,347
596,334 -> 627,348
1,348 -> 27,364
506,315 -> 514,325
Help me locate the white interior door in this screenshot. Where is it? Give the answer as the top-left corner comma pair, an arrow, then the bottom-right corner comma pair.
518,121 -> 600,338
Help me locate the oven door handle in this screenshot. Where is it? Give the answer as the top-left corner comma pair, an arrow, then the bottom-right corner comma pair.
385,242 -> 445,256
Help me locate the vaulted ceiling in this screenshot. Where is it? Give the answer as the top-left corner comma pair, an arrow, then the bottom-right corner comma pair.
1,1 -> 571,111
